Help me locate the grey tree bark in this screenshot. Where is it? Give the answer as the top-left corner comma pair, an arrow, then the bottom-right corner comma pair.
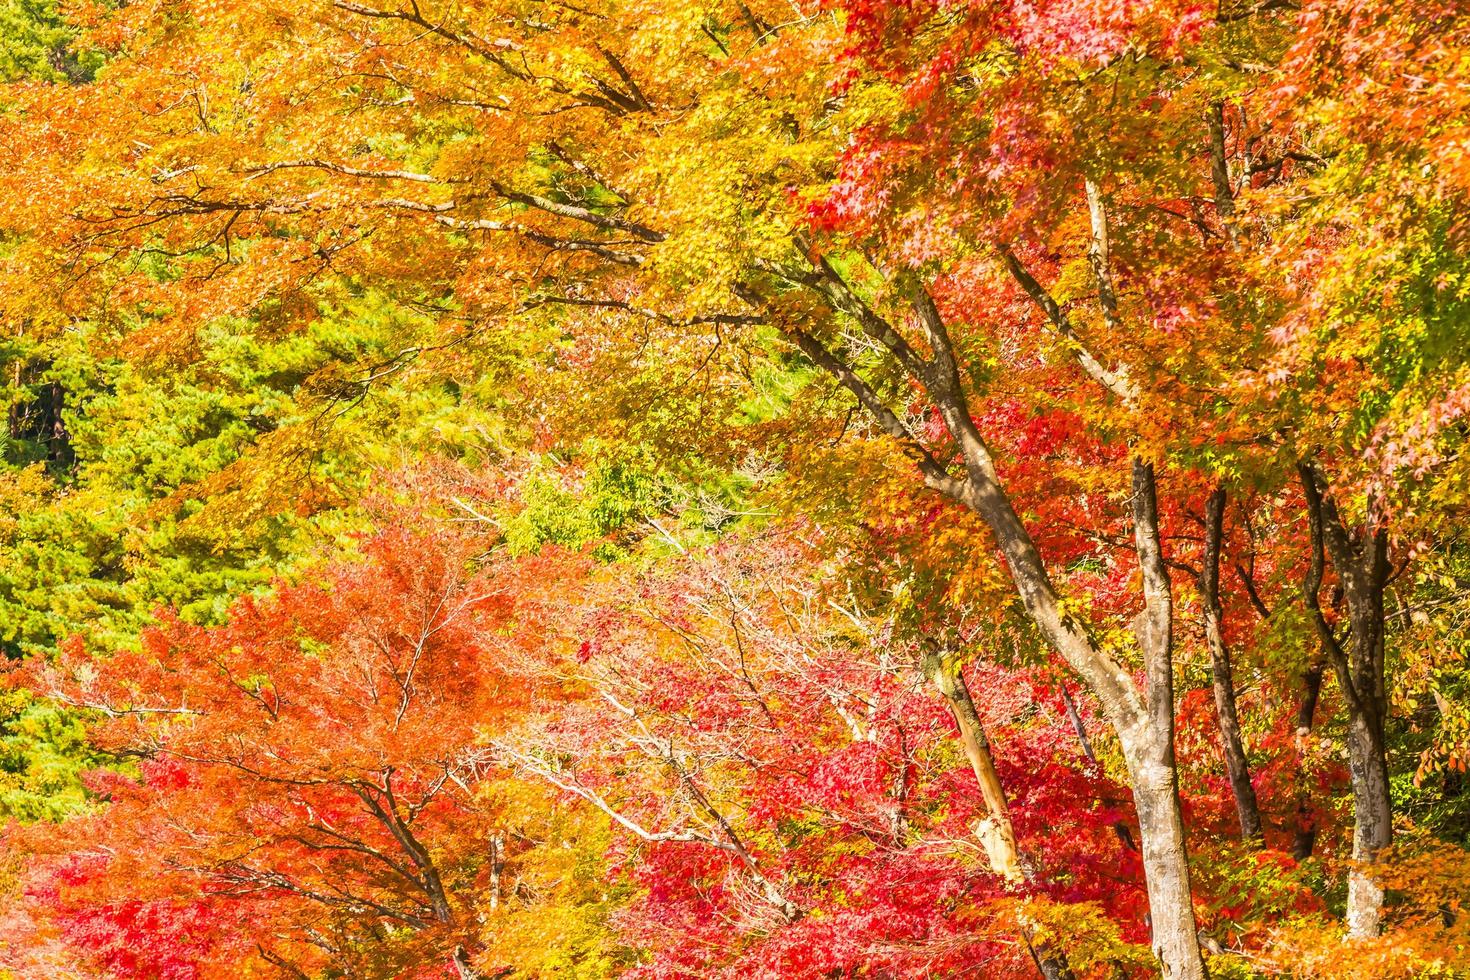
1061,684 -> 1140,853
1198,488 -> 1264,842
1300,464 -> 1393,937
1236,545 -> 1325,858
1291,662 -> 1325,860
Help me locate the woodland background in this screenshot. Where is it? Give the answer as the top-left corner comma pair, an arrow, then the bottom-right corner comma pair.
0,0 -> 1467,977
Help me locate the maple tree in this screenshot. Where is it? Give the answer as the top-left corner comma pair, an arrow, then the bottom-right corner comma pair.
502,530 -> 1154,978
4,512 -> 618,978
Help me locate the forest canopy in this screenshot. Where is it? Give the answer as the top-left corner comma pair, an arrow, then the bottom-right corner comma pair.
0,0 -> 1468,977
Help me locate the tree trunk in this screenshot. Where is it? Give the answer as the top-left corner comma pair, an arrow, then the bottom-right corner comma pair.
936,367 -> 1206,980
1120,724 -> 1207,980
488,834 -> 504,910
1124,459 -> 1208,980
452,946 -> 480,980
1291,662 -> 1325,860
1199,488 -> 1263,842
1204,621 -> 1261,842
1344,702 -> 1392,937
922,646 -> 1076,980
924,651 -> 1024,881
1300,464 -> 1393,937
1060,684 -> 1139,853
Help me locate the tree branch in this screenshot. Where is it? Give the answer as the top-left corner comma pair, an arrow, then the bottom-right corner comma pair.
997,244 -> 1137,403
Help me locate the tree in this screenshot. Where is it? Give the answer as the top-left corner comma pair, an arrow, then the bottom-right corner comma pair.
1257,0 -> 1470,933
505,529 -> 1149,977
8,517 -> 619,977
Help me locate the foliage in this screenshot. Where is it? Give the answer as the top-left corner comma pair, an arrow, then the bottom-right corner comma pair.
0,0 -> 1466,976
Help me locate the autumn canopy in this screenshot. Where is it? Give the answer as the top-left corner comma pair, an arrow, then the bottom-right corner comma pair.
0,0 -> 1467,976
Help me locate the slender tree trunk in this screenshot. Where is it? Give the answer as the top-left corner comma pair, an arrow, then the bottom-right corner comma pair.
1233,550 -> 1324,856
1060,684 -> 1139,852
937,320 -> 1205,980
922,646 -> 1076,980
1340,551 -> 1392,938
934,669 -> 1024,882
1201,117 -> 1269,843
999,196 -> 1206,978
1207,101 -> 1240,245
1291,662 -> 1325,860
488,834 -> 504,910
1204,620 -> 1261,842
1199,488 -> 1264,842
938,422 -> 1208,980
452,946 -> 480,980
1300,464 -> 1393,937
